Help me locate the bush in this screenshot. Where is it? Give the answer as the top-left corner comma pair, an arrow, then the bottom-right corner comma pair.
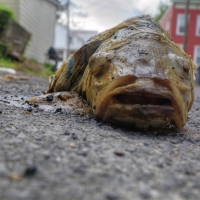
0,41 -> 10,57
0,3 -> 15,30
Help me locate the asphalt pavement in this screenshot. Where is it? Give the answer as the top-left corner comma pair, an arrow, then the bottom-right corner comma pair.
0,73 -> 200,200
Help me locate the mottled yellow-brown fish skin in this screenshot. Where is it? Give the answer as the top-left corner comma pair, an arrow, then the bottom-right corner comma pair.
47,15 -> 196,130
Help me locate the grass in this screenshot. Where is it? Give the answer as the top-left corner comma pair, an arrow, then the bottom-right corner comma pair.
0,57 -> 15,68
0,57 -> 54,77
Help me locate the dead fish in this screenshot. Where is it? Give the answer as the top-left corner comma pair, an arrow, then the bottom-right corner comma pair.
30,15 -> 196,130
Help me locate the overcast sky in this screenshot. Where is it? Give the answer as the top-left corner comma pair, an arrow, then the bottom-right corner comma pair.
59,0 -> 170,32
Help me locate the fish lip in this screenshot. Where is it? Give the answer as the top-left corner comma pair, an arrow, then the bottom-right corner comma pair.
107,85 -> 179,108
113,87 -> 175,102
95,81 -> 185,128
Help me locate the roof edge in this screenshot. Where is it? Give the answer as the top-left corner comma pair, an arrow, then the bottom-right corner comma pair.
159,4 -> 173,24
45,0 -> 60,8
173,0 -> 200,4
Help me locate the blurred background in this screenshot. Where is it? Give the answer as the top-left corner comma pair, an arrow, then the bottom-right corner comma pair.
0,0 -> 199,83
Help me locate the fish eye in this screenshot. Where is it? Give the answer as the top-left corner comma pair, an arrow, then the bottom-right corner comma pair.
175,57 -> 190,73
89,52 -> 112,76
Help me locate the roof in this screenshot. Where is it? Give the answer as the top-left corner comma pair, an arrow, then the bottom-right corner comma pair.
173,0 -> 200,4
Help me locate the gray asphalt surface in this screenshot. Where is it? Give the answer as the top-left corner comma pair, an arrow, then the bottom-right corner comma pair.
0,73 -> 200,200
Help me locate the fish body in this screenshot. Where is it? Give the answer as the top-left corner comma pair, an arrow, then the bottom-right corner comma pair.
45,15 -> 196,130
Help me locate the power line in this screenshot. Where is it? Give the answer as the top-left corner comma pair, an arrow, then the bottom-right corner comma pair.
183,0 -> 190,52
66,0 -> 70,57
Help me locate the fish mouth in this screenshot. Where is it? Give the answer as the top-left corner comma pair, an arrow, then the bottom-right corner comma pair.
114,92 -> 171,106
94,77 -> 186,130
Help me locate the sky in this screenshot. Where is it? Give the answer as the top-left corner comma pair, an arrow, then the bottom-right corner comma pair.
59,0 -> 170,32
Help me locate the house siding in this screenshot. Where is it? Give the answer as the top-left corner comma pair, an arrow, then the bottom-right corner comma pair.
160,6 -> 174,34
0,0 -> 57,63
160,2 -> 200,64
170,7 -> 200,59
19,0 -> 57,63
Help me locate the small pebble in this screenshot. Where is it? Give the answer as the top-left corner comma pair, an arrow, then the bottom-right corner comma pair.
105,193 -> 119,200
24,165 -> 37,177
9,172 -> 22,181
77,149 -> 88,157
125,148 -> 136,153
27,107 -> 33,112
185,167 -> 195,175
168,125 -> 175,130
73,167 -> 86,175
34,109 -> 39,113
6,128 -> 17,135
114,150 -> 125,156
43,152 -> 51,159
72,133 -> 78,140
46,95 -> 53,101
56,107 -> 62,112
3,100 -> 10,104
156,162 -> 164,168
143,142 -> 150,146
139,183 -> 151,199
70,143 -> 76,148
64,131 -> 71,135
0,110 -> 2,114
180,190 -> 192,198
170,138 -> 179,144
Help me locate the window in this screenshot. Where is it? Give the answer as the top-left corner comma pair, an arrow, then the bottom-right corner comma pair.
176,14 -> 185,35
194,46 -> 200,67
196,15 -> 200,36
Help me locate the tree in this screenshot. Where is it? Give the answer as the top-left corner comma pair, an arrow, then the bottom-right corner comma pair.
0,3 -> 15,30
154,0 -> 171,22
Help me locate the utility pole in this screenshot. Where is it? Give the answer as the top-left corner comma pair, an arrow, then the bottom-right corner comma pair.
183,0 -> 190,52
66,0 -> 70,58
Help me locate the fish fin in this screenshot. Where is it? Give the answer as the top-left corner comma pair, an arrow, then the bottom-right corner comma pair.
46,40 -> 103,93
46,75 -> 56,93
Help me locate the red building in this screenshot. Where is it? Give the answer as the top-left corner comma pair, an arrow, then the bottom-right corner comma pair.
160,0 -> 200,68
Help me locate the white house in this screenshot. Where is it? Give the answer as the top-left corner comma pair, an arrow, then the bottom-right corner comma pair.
54,22 -> 97,64
0,0 -> 59,63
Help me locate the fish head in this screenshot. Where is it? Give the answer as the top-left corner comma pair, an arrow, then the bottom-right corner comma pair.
79,16 -> 196,130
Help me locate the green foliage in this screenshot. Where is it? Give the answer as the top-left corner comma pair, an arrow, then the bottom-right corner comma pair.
154,0 -> 171,22
0,56 -> 54,77
37,64 -> 54,77
0,41 -> 10,57
0,57 -> 15,68
0,3 -> 15,30
44,63 -> 54,70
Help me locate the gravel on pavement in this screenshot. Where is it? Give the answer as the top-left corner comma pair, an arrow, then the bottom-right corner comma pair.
0,73 -> 200,200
